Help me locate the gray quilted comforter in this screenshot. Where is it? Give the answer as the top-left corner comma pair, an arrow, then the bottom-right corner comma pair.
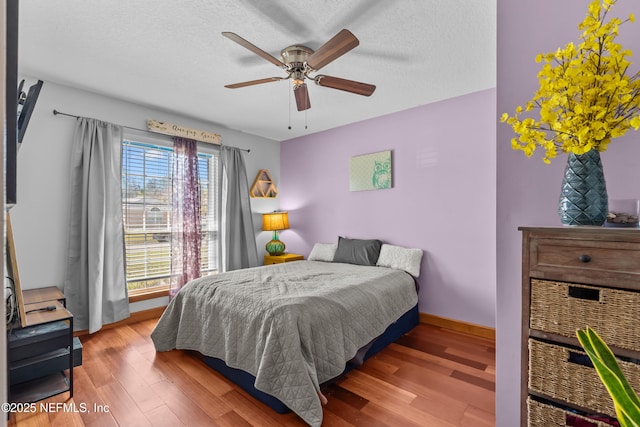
150,260 -> 418,426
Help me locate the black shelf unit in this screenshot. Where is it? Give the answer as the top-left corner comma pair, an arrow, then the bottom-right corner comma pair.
6,300 -> 74,403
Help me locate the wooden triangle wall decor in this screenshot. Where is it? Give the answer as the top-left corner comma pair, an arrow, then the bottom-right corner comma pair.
250,169 -> 278,198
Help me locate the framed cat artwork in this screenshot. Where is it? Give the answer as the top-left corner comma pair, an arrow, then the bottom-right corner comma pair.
349,150 -> 393,192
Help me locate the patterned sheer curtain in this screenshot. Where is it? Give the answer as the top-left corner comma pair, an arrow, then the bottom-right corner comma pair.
170,137 -> 201,297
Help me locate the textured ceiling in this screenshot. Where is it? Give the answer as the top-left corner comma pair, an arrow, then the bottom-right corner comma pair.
18,0 -> 496,142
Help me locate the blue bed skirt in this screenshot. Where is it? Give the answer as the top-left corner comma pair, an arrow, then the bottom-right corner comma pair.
203,303 -> 419,413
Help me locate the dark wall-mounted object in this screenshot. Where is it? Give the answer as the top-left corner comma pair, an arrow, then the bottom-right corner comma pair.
6,0 -> 19,205
18,79 -> 43,144
5,0 -> 43,206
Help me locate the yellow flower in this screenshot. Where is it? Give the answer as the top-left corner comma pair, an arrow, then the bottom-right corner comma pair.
501,0 -> 640,163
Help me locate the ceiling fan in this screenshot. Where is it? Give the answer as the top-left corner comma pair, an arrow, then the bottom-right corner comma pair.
222,29 -> 376,111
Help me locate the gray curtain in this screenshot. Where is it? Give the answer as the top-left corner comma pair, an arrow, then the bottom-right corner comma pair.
218,146 -> 259,271
64,118 -> 130,333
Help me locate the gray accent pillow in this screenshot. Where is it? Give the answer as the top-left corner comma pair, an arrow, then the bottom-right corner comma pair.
332,237 -> 383,266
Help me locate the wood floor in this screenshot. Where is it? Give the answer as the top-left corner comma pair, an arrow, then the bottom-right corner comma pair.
7,318 -> 495,426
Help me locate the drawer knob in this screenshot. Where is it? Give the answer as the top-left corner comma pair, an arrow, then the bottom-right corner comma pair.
579,254 -> 591,263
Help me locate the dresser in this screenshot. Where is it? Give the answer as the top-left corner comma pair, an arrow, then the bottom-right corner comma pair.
520,226 -> 640,426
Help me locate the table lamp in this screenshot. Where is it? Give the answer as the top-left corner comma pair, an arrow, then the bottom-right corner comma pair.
262,211 -> 289,256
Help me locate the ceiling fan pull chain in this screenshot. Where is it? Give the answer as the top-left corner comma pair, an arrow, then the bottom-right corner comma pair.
288,85 -> 292,130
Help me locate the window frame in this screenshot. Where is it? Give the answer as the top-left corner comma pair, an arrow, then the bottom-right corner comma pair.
121,129 -> 220,300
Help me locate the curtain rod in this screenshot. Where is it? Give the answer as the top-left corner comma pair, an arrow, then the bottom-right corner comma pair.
52,109 -> 250,153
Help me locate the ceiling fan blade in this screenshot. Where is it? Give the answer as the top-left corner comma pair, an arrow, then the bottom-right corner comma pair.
306,29 -> 359,71
225,77 -> 284,89
294,83 -> 311,111
222,32 -> 286,68
315,75 -> 376,96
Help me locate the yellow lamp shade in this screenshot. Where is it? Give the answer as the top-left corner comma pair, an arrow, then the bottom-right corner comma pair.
262,212 -> 289,231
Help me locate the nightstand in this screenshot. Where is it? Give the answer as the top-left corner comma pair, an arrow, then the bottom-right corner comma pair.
264,253 -> 304,265
7,300 -> 74,403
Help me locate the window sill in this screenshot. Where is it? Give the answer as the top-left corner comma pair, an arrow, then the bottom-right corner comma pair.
128,287 -> 169,303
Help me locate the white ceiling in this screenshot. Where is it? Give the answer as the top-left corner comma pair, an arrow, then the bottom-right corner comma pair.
18,0 -> 496,142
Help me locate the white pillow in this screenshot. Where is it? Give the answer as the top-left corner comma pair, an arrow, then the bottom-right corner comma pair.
376,244 -> 423,277
308,243 -> 338,262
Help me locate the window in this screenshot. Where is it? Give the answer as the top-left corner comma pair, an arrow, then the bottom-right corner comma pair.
122,139 -> 219,293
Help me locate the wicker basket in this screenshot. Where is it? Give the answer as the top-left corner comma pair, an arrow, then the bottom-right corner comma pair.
529,339 -> 640,418
528,398 -> 615,427
530,279 -> 640,353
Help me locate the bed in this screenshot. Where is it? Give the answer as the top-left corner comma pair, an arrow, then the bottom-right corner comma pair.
151,240 -> 422,427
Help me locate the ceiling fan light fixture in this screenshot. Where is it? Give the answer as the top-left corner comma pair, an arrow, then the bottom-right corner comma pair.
290,70 -> 305,87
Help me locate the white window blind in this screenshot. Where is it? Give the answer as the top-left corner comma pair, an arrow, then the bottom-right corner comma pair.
122,140 -> 219,291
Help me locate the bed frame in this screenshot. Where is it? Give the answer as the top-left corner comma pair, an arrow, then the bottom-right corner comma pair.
203,303 -> 419,413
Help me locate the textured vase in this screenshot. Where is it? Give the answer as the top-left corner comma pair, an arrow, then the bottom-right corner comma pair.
558,150 -> 608,226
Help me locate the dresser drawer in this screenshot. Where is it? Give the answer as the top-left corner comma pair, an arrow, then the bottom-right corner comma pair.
529,339 -> 640,419
530,237 -> 640,283
528,398 -> 616,427
530,279 -> 640,353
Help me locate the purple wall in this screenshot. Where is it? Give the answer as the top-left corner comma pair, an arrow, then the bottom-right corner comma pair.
280,89 -> 497,328
497,1 -> 640,425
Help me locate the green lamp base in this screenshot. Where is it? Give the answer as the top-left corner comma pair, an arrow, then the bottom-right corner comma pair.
266,239 -> 286,256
